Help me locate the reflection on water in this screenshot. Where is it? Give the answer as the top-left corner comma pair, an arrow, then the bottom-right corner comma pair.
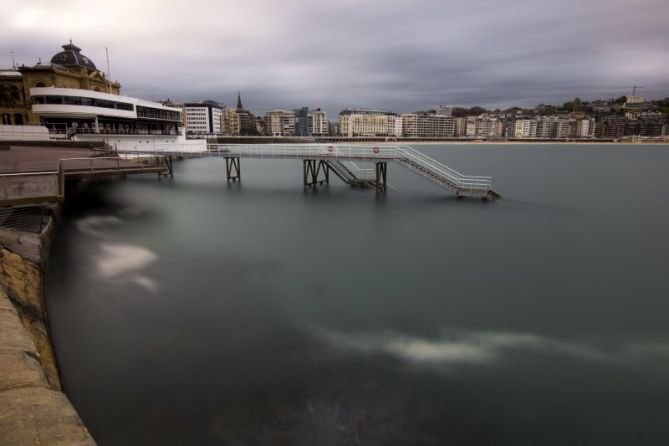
46,145 -> 669,445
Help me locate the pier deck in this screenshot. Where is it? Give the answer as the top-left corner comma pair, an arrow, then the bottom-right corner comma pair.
112,143 -> 499,199
1,145 -> 169,207
208,144 -> 500,199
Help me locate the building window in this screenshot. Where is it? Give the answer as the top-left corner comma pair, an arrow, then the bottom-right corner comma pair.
2,114 -> 10,125
31,95 -> 134,111
34,82 -> 46,87
13,114 -> 24,125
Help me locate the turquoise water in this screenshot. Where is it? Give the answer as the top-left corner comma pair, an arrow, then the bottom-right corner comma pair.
46,144 -> 669,445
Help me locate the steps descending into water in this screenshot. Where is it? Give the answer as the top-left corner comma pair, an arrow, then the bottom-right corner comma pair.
121,143 -> 501,199
395,146 -> 499,199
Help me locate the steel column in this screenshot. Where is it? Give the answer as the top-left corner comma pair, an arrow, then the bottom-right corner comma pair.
375,162 -> 387,191
161,155 -> 174,178
225,157 -> 241,181
303,159 -> 329,187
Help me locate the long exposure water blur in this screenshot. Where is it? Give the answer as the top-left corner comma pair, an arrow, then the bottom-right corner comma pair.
46,144 -> 669,445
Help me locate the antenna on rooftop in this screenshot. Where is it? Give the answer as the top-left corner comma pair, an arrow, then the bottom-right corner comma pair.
10,51 -> 16,70
105,47 -> 112,94
632,85 -> 643,96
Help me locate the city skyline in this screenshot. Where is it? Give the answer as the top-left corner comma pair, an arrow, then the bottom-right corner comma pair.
2,0 -> 669,117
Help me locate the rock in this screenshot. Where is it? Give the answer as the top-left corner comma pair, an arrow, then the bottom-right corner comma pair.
0,294 -> 37,355
0,352 -> 49,391
0,387 -> 96,446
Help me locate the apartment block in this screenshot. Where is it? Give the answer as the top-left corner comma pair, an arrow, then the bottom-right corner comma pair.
307,109 -> 329,136
264,109 -> 296,136
401,111 -> 454,137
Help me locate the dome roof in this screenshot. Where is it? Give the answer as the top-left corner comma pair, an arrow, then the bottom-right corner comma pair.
50,41 -> 97,70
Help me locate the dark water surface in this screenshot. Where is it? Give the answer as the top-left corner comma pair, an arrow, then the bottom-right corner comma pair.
46,144 -> 669,445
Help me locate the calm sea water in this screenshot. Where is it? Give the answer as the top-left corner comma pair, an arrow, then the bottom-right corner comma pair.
46,144 -> 669,445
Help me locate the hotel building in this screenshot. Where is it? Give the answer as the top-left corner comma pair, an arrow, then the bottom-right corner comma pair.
338,109 -> 399,137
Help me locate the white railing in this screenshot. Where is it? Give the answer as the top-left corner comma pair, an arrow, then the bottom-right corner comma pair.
339,161 -> 376,181
210,143 -> 398,160
209,143 -> 493,194
58,156 -> 165,173
114,142 -> 493,195
397,146 -> 492,191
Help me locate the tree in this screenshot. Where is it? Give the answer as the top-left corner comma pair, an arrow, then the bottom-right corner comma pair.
240,123 -> 259,136
468,106 -> 488,116
451,107 -> 469,118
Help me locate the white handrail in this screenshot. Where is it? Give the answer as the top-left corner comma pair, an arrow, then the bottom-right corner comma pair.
210,143 -> 493,193
119,143 -> 494,196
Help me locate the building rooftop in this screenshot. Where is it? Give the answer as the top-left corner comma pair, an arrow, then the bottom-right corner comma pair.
0,70 -> 22,77
49,40 -> 97,71
184,101 -> 224,109
339,108 -> 398,116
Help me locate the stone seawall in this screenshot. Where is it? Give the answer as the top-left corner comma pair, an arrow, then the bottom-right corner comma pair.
0,213 -> 96,445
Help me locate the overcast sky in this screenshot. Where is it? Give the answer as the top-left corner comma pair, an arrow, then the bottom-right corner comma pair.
2,0 -> 668,116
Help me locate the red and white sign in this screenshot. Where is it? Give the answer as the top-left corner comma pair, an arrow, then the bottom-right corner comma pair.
373,146 -> 380,154
327,145 -> 334,152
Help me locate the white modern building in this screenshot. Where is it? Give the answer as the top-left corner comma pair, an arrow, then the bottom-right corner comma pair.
28,86 -> 205,151
512,119 -> 537,138
307,109 -> 329,136
393,115 -> 403,138
184,101 -> 224,135
401,111 -> 454,137
575,119 -> 592,138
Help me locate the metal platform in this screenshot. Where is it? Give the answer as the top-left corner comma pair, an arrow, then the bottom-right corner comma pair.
206,144 -> 500,199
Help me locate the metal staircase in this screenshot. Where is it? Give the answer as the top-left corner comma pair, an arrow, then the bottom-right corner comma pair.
395,146 -> 497,198
325,160 -> 376,188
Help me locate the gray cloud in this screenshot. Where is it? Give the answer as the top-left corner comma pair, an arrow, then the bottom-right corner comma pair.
2,0 -> 668,116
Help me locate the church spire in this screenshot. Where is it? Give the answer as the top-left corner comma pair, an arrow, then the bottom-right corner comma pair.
236,91 -> 243,110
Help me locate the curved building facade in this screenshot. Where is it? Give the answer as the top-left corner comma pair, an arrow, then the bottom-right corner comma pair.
0,41 -> 121,126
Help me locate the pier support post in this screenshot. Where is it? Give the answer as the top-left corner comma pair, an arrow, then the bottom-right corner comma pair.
375,162 -> 387,191
164,155 -> 174,178
225,157 -> 241,182
303,159 -> 329,187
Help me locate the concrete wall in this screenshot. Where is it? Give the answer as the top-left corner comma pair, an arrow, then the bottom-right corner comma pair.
74,133 -> 207,153
0,215 -> 97,445
0,125 -> 50,141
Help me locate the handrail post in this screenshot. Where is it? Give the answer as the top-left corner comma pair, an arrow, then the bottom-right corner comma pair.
58,164 -> 65,199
